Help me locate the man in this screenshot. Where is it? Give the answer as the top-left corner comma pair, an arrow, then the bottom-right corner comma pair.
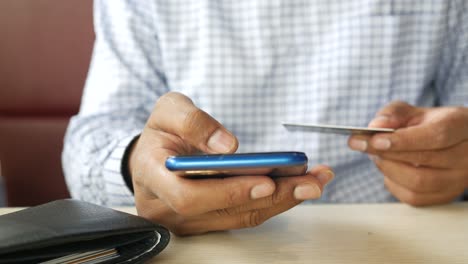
63,0 -> 468,235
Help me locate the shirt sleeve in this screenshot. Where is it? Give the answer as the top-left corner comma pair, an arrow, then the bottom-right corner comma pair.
435,0 -> 468,107
434,1 -> 468,200
62,0 -> 168,206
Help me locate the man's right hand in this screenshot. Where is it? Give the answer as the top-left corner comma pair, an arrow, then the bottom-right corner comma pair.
128,92 -> 334,236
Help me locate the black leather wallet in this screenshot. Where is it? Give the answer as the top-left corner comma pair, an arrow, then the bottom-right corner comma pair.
0,199 -> 170,264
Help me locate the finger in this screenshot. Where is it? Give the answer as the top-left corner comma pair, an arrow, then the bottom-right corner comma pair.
294,164 -> 335,199
150,92 -> 238,154
384,177 -> 462,206
370,156 -> 463,193
137,190 -> 300,236
212,165 -> 334,217
173,170 -> 330,235
369,107 -> 468,152
137,174 -> 305,236
348,101 -> 421,151
366,141 -> 468,169
368,101 -> 422,129
348,101 -> 421,152
156,170 -> 278,217
141,192 -> 300,236
181,200 -> 302,235
348,134 -> 372,152
157,164 -> 332,216
138,166 -> 334,235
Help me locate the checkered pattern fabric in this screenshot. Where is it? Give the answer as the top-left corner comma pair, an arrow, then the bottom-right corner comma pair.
63,0 -> 468,206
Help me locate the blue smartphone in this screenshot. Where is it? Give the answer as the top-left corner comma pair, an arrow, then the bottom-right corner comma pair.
165,151 -> 308,178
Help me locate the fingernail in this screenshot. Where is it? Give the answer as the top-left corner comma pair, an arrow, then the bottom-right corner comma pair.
207,129 -> 236,153
251,183 -> 274,199
317,170 -> 334,186
294,184 -> 321,200
349,138 -> 367,151
373,138 -> 391,150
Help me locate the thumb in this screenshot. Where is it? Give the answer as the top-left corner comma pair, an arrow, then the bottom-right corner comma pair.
368,101 -> 423,129
150,92 -> 238,154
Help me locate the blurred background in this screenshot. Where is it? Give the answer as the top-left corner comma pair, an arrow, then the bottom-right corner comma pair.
0,0 -> 94,206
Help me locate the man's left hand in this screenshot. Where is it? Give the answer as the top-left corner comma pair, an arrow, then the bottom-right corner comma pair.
348,101 -> 468,206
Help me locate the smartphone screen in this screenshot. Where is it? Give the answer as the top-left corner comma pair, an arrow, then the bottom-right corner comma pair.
165,152 -> 308,178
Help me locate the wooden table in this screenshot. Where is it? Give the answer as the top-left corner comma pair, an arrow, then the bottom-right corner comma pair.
2,203 -> 468,263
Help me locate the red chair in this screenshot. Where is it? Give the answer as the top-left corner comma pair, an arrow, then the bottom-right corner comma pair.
0,0 -> 94,206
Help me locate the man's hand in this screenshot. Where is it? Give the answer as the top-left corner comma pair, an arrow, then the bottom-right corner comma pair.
129,92 -> 334,235
348,101 -> 468,206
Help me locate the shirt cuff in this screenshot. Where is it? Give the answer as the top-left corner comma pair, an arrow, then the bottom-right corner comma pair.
102,132 -> 141,202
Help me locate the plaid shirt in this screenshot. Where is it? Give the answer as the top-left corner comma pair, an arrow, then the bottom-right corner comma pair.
63,0 -> 468,205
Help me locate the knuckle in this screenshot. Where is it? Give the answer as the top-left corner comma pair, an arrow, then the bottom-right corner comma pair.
215,207 -> 236,217
156,92 -> 171,104
181,108 -> 207,139
159,91 -> 188,104
242,210 -> 265,228
384,101 -> 409,115
392,100 -> 409,109
224,185 -> 243,208
155,92 -> 177,111
271,188 -> 287,205
184,108 -> 205,127
152,92 -> 191,129
391,100 -> 407,106
154,93 -> 167,108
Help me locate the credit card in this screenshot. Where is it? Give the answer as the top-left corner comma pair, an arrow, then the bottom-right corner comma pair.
39,248 -> 119,264
282,122 -> 395,135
